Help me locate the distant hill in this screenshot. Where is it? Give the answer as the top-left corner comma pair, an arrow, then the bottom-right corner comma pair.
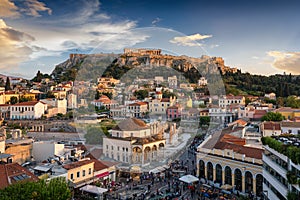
51,50 -> 236,83
50,50 -> 300,97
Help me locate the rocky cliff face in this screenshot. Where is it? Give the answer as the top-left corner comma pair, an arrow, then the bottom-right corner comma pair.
51,52 -> 238,83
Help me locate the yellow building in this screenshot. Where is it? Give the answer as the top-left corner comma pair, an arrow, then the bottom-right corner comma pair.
275,107 -> 300,120
63,159 -> 94,188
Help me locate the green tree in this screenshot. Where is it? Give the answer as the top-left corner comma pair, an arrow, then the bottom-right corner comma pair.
46,91 -> 55,98
10,96 -> 18,104
134,90 -> 148,100
287,191 -> 299,200
286,96 -> 300,108
84,126 -> 105,144
199,116 -> 210,126
0,177 -> 71,200
261,112 -> 285,121
162,90 -> 177,98
5,77 -> 11,91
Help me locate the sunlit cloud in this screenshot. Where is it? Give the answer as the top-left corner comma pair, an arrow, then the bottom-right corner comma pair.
267,51 -> 300,74
170,33 -> 212,47
0,19 -> 35,69
0,0 -> 20,18
0,0 -> 52,18
21,0 -> 52,17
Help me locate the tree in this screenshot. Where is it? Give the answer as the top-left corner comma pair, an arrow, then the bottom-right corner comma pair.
0,78 -> 4,87
286,96 -> 300,108
261,112 -> 285,121
0,177 -> 71,200
199,116 -> 210,126
134,90 -> 148,100
46,91 -> 55,98
5,77 -> 11,91
287,191 -> 299,200
84,126 -> 105,144
10,96 -> 18,104
162,90 -> 177,98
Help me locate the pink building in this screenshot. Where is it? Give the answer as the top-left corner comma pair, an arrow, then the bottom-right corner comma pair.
166,105 -> 182,120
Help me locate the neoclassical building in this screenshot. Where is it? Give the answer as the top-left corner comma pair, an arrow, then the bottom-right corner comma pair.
197,126 -> 264,197
103,118 -> 166,166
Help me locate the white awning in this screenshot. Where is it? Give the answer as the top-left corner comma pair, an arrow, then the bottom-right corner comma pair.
34,165 -> 52,172
179,174 -> 199,184
80,185 -> 108,195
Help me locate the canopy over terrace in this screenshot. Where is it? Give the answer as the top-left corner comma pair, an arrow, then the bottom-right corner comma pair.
80,185 -> 108,195
179,174 -> 199,184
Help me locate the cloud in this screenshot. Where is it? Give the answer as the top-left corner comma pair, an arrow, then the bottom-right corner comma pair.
21,0 -> 52,17
170,33 -> 212,47
0,19 -> 35,69
0,0 -> 52,18
152,17 -> 161,26
0,0 -> 20,18
267,51 -> 300,74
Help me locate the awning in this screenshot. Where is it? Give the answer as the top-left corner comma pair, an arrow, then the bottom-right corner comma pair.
80,185 -> 108,195
96,171 -> 109,178
34,165 -> 52,172
179,174 -> 199,184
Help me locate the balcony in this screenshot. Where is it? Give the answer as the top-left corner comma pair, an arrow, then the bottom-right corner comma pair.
263,169 -> 288,198
263,154 -> 287,176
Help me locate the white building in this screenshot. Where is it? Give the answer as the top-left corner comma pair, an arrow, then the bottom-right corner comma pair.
219,95 -> 245,108
126,102 -> 148,118
40,98 -> 67,115
209,106 -> 234,124
168,76 -> 177,88
32,141 -> 65,162
263,138 -> 300,200
260,121 -> 282,137
10,101 -> 47,120
198,77 -> 207,86
281,121 -> 300,135
103,118 -> 165,165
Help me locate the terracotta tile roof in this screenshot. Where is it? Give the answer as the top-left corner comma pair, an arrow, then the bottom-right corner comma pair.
275,107 -> 295,112
281,121 -> 300,128
100,160 -> 119,167
63,159 -> 94,170
113,118 -> 148,131
161,98 -> 170,102
262,121 -> 281,130
128,102 -> 148,106
214,142 -> 263,159
91,159 -> 108,171
0,163 -> 39,189
220,134 -> 246,145
11,101 -> 40,106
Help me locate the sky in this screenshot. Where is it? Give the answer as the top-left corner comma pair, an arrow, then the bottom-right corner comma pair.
1,0 -> 300,78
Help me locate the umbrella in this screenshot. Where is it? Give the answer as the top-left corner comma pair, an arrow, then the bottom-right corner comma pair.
221,184 -> 233,190
179,174 -> 199,184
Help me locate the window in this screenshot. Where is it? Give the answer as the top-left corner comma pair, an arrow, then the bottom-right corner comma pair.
88,168 -> 91,175
117,146 -> 120,151
106,145 -> 108,149
70,173 -> 74,180
111,146 -> 113,150
77,171 -> 80,178
83,170 -> 86,177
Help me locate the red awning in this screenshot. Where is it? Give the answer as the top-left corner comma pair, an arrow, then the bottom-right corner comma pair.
96,171 -> 109,178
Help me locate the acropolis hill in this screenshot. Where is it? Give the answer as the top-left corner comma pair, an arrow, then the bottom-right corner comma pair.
52,48 -> 239,82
